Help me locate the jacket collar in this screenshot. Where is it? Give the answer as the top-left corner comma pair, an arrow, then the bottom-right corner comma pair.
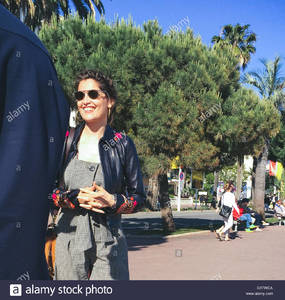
71,122 -> 115,151
101,123 -> 116,141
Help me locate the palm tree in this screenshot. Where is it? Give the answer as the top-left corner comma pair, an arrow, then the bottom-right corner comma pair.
0,0 -> 105,31
37,0 -> 105,20
212,24 -> 257,201
0,0 -> 36,22
244,56 -> 285,98
243,56 -> 285,218
212,24 -> 256,70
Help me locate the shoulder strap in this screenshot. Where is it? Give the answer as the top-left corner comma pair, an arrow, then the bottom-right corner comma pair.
64,127 -> 75,163
49,128 -> 76,225
58,127 -> 75,188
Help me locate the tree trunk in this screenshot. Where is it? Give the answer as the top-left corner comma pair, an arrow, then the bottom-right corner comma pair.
214,171 -> 219,193
182,169 -> 186,196
236,154 -> 244,200
253,143 -> 268,219
252,157 -> 257,203
158,173 -> 176,233
146,175 -> 159,210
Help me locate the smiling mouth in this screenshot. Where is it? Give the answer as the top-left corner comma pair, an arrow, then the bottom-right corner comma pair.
82,106 -> 96,112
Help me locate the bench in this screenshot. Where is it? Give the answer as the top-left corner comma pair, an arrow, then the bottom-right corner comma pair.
232,219 -> 247,237
275,213 -> 285,226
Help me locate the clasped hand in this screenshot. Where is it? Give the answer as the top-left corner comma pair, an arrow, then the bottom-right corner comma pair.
77,182 -> 115,214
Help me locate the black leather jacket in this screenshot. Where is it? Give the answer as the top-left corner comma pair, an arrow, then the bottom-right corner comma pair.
61,122 -> 146,214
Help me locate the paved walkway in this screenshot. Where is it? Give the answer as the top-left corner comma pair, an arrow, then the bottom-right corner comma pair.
127,225 -> 285,280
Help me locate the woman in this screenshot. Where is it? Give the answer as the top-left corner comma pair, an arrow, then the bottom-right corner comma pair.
216,181 -> 239,241
52,70 -> 146,280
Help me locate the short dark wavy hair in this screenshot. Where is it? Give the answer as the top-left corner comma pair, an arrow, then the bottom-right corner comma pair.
74,70 -> 117,124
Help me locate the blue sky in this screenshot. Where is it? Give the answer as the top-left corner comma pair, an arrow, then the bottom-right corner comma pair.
95,0 -> 285,75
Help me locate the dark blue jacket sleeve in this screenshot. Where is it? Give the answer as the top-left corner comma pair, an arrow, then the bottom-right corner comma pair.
114,136 -> 146,214
0,5 -> 69,280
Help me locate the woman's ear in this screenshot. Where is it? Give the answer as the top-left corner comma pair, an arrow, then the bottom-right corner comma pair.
107,98 -> 115,109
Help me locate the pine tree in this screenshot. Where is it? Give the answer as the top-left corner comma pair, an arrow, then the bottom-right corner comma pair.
39,15 -> 280,232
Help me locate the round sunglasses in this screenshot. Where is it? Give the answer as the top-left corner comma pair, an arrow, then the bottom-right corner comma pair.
74,89 -> 106,101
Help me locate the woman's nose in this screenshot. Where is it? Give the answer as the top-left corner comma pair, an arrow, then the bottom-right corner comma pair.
82,94 -> 91,103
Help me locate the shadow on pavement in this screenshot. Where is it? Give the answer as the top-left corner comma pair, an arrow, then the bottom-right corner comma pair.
123,218 -> 224,251
126,236 -> 168,251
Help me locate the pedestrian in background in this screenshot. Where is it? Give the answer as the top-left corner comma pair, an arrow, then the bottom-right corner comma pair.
274,199 -> 285,217
216,181 -> 239,241
211,191 -> 217,209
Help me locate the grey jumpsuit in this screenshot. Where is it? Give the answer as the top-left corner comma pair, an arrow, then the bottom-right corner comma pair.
54,157 -> 129,280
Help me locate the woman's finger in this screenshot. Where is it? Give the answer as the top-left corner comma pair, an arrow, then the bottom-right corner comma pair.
90,202 -> 103,208
90,192 -> 109,202
79,188 -> 99,195
77,195 -> 93,204
92,182 -> 104,192
79,190 -> 112,207
79,204 -> 92,209
91,208 -> 105,214
89,201 -> 109,209
90,192 -> 105,200
82,192 -> 107,203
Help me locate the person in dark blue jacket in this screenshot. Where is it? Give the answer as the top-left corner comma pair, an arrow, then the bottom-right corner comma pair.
0,5 -> 69,280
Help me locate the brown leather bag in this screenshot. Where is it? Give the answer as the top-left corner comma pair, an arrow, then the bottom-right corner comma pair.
45,127 -> 75,279
45,224 -> 57,278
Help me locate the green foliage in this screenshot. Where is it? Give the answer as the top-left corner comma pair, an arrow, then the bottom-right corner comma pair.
243,56 -> 284,210
212,23 -> 256,69
243,56 -> 285,99
219,163 -> 251,184
269,111 -> 285,165
205,173 -> 214,184
268,94 -> 285,174
39,15 -> 280,178
203,173 -> 214,195
211,88 -> 280,158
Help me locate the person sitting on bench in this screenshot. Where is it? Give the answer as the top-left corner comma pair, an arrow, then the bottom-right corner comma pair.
233,199 -> 259,232
274,199 -> 285,217
240,198 -> 265,230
